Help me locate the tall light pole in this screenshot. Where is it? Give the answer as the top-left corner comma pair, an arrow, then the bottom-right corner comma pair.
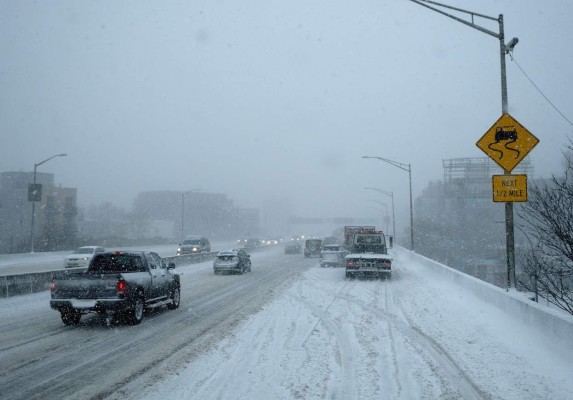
30,153 -> 67,253
364,187 -> 396,240
407,0 -> 519,288
362,156 -> 414,250
181,189 -> 200,242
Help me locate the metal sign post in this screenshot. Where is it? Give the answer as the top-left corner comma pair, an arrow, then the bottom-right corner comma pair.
477,113 -> 539,289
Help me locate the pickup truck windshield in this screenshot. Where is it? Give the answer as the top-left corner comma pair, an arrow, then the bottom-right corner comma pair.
90,254 -> 145,273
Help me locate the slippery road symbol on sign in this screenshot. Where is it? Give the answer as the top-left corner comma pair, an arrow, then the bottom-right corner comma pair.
476,113 -> 539,173
489,125 -> 519,160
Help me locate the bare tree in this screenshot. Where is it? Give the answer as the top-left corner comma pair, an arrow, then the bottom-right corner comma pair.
518,140 -> 573,315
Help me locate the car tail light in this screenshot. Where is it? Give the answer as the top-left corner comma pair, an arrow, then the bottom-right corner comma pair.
117,279 -> 127,295
50,280 -> 56,294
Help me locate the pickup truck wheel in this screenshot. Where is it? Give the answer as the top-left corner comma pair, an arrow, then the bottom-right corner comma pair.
128,294 -> 144,325
167,287 -> 180,310
61,309 -> 81,326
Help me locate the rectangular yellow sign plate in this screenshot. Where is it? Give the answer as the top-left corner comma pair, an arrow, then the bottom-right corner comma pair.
492,174 -> 527,202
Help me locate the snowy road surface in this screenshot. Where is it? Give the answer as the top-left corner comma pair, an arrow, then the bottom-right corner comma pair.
1,246 -> 572,400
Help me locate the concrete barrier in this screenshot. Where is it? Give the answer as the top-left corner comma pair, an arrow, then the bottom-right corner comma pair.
0,252 -> 217,298
401,248 -> 573,353
0,272 -> 55,298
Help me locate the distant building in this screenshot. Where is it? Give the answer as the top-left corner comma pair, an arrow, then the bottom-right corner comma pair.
133,191 -> 259,241
0,171 -> 77,253
414,157 -> 534,287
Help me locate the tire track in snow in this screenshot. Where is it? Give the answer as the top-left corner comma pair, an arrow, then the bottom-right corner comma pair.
289,268 -> 360,400
290,293 -> 358,400
383,278 -> 404,398
128,257 -> 316,400
188,306 -> 280,399
339,290 -> 487,400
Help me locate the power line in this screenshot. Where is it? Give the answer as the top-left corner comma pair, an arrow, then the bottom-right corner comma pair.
509,53 -> 573,128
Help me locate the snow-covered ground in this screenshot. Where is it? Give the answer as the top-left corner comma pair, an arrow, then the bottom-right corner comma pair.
111,247 -> 573,400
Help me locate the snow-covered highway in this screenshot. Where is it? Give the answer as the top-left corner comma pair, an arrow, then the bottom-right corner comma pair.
1,245 -> 572,400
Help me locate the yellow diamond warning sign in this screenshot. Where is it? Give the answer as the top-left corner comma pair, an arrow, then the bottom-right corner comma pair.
476,113 -> 539,172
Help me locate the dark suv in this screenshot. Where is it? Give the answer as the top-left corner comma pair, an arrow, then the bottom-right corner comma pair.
177,236 -> 211,255
304,239 -> 323,258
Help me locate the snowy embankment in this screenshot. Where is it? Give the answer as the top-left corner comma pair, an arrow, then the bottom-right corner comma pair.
118,246 -> 573,400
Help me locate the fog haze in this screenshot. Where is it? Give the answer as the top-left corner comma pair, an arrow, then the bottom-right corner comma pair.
2,0 -> 572,226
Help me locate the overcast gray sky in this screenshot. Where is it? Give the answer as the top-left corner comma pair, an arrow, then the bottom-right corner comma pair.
1,0 -> 572,228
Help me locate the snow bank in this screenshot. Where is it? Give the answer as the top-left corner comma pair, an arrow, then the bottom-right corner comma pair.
400,248 -> 573,353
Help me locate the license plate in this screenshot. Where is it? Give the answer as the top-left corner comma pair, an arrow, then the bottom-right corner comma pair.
71,299 -> 97,308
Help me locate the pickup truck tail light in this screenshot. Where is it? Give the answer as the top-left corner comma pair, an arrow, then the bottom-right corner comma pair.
117,279 -> 127,295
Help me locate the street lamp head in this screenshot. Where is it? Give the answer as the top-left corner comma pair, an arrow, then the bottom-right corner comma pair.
59,153 -> 67,157
505,37 -> 519,53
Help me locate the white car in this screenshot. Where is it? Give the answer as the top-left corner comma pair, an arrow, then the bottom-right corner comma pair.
64,246 -> 106,269
319,244 -> 347,268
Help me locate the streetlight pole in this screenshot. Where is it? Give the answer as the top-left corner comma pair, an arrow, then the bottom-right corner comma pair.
364,187 -> 396,240
30,153 -> 67,253
407,0 -> 519,289
181,189 -> 200,242
362,156 -> 414,250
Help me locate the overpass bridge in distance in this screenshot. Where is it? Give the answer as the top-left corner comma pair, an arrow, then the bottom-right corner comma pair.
288,216 -> 375,225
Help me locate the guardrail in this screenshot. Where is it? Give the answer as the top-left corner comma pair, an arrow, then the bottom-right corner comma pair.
0,245 -> 273,298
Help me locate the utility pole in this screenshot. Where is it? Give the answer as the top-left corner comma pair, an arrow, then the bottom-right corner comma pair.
407,0 -> 519,289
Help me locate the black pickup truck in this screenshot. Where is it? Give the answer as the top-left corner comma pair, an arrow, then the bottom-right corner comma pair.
50,250 -> 180,326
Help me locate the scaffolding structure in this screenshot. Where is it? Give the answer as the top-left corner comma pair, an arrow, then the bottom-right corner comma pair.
442,157 -> 534,198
